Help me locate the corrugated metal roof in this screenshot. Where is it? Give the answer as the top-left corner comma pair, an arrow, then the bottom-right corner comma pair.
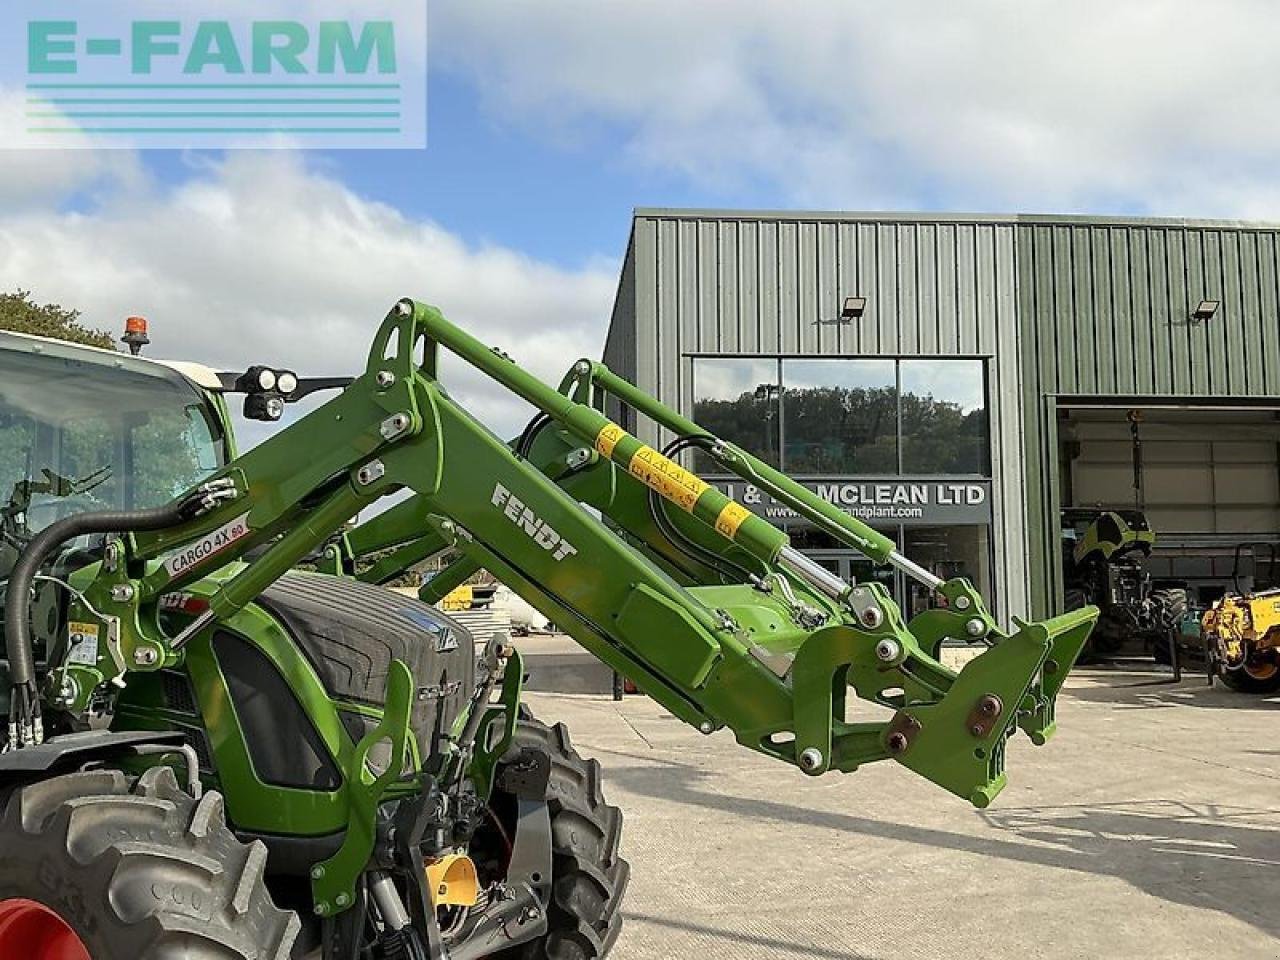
635,207 -> 1280,232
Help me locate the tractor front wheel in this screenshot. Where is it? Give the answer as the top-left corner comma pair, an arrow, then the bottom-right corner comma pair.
0,766 -> 299,960
493,716 -> 630,960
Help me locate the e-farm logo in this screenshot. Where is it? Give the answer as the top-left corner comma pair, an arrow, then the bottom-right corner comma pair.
6,2 -> 426,149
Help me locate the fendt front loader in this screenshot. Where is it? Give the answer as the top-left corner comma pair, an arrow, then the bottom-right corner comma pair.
0,300 -> 1097,960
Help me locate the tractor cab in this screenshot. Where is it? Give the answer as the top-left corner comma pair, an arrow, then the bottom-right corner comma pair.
0,327 -> 352,586
1062,507 -> 1156,569
0,332 -> 239,712
0,332 -> 234,585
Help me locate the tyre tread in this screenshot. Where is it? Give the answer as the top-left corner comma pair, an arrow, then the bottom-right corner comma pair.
0,768 -> 299,960
496,715 -> 628,960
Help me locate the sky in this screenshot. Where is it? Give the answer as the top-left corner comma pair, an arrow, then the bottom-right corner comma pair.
5,0 -> 1280,440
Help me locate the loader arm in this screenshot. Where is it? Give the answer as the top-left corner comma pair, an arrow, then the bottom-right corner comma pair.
6,299 -> 1096,809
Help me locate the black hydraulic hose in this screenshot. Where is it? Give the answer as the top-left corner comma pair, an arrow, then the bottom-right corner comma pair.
515,412 -> 552,458
648,434 -> 762,585
5,498 -> 198,688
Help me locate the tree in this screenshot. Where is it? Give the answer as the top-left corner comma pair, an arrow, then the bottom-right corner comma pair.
0,290 -> 115,350
694,384 -> 987,475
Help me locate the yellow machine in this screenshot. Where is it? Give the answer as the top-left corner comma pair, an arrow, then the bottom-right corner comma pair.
1201,543 -> 1280,693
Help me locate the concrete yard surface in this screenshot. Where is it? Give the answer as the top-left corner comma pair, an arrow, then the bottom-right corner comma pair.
524,669 -> 1280,960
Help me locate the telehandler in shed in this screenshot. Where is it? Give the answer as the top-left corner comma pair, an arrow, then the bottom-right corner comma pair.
0,299 -> 1096,959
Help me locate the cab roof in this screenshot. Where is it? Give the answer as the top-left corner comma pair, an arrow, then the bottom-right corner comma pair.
0,329 -> 224,393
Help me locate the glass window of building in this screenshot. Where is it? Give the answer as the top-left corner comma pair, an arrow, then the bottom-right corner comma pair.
691,358 -> 781,469
901,525 -> 992,618
787,525 -> 899,598
782,360 -> 897,474
899,359 -> 988,475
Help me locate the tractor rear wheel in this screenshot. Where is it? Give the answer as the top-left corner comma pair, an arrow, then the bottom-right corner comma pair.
1065,588 -> 1120,661
1221,656 -> 1280,694
1150,588 -> 1189,629
493,716 -> 630,960
0,766 -> 299,960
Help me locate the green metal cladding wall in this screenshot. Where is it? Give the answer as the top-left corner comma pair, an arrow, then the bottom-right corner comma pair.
1016,219 -> 1280,615
616,210 -> 1029,619
606,209 -> 1280,622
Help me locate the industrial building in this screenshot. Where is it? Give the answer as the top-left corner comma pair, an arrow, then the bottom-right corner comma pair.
602,209 -> 1280,622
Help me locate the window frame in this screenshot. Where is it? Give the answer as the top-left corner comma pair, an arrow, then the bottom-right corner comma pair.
689,353 -> 992,479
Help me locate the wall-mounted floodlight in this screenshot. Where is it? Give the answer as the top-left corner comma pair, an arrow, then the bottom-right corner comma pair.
840,296 -> 868,320
1192,300 -> 1219,322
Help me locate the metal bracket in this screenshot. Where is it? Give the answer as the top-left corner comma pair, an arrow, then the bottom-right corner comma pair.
380,412 -> 412,441
311,658 -> 414,916
469,648 -> 525,799
965,694 -> 1003,739
748,644 -> 795,679
355,460 -> 386,487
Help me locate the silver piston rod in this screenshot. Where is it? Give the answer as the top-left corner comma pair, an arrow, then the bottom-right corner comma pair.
779,545 -> 944,603
887,551 -> 946,590
778,546 -> 851,601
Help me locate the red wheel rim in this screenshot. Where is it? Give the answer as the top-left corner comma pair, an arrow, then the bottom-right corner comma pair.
0,898 -> 92,960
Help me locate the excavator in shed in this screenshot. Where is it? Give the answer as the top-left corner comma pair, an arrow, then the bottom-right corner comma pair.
0,299 -> 1097,960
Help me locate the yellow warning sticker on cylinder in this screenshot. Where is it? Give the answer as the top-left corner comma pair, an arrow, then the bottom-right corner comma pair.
628,445 -> 710,512
595,423 -> 626,458
714,501 -> 752,540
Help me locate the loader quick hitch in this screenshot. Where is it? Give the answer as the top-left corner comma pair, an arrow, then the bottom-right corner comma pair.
788,582 -> 1096,807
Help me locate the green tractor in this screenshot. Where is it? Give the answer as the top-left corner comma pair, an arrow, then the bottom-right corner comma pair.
1061,508 -> 1187,660
0,301 -> 1096,960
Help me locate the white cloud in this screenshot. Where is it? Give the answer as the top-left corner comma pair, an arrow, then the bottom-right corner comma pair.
0,151 -> 615,443
434,0 -> 1280,217
0,90 -> 150,208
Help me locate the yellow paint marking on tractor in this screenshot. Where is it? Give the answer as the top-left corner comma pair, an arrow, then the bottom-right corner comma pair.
627,444 -> 710,512
714,501 -> 752,539
594,422 -> 625,458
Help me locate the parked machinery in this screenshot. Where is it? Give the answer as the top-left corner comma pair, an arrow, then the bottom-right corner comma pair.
1061,508 -> 1187,659
1201,542 -> 1280,693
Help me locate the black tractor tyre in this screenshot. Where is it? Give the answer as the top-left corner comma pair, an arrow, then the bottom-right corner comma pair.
1150,588 -> 1189,629
1065,588 -> 1117,661
1221,661 -> 1280,694
0,765 -> 299,959
494,716 -> 630,960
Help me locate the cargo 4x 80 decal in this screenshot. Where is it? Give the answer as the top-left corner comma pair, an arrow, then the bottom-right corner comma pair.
163,512 -> 252,579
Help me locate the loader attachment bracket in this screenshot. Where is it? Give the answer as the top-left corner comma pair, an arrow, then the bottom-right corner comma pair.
470,647 -> 526,799
312,658 -> 414,916
791,586 -> 1099,807
1016,606 -> 1098,745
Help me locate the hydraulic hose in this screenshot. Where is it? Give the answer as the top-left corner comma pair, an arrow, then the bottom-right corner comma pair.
648,434 -> 762,585
3,494 -> 206,749
5,499 -> 197,686
515,412 -> 553,458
